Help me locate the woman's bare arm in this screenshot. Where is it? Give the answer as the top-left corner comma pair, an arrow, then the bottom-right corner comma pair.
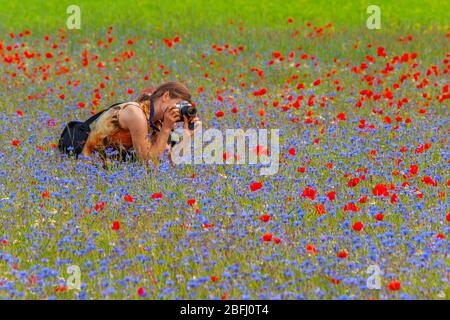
119,105 -> 173,164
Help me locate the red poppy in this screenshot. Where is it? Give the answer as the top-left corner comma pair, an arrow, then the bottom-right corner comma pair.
151,193 -> 163,199
250,182 -> 263,192
390,193 -> 398,204
409,164 -> 419,175
262,233 -> 273,242
216,110 -> 224,117
326,191 -> 336,201
422,176 -> 437,186
41,190 -> 50,198
137,287 -> 145,296
315,204 -> 326,215
375,213 -> 384,221
259,214 -> 271,222
11,139 -> 20,146
377,47 -> 387,57
163,38 -> 173,48
288,148 -> 296,156
436,233 -> 445,239
211,276 -> 219,282
187,198 -> 196,206
55,285 -> 67,292
301,187 -> 316,200
337,250 -> 348,258
352,221 -> 364,232
331,278 -> 341,285
274,237 -> 281,244
359,195 -> 368,203
446,213 -> 450,222
344,202 -> 360,212
348,178 -> 360,188
254,145 -> 269,156
95,202 -> 105,212
111,221 -> 120,230
387,280 -> 401,291
253,88 -> 267,96
373,184 -> 389,196
306,244 -> 317,254
124,194 -> 134,202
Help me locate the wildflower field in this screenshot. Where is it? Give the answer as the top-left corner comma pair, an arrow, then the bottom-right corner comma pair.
0,0 -> 449,300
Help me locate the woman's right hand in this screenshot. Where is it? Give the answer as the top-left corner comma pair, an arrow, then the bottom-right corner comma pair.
162,105 -> 181,131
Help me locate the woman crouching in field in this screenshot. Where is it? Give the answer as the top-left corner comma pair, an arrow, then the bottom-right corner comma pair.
81,81 -> 201,167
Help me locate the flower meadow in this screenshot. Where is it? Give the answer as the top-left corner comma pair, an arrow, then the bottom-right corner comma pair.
0,1 -> 449,300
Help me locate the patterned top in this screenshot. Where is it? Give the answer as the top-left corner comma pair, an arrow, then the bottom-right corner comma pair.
82,101 -> 161,161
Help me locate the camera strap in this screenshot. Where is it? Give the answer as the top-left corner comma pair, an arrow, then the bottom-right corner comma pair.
149,100 -> 160,133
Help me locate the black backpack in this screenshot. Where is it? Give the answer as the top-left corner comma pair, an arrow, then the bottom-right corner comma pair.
58,102 -> 125,158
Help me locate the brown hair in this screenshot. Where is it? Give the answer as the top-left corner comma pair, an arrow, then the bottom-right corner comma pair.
135,81 -> 193,106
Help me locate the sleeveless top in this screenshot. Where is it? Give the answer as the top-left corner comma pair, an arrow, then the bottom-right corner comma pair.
81,101 -> 162,161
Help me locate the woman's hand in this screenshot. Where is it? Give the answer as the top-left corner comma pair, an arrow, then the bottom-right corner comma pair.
183,115 -> 202,138
162,105 -> 181,131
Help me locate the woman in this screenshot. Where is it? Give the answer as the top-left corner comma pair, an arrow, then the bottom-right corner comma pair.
81,81 -> 200,166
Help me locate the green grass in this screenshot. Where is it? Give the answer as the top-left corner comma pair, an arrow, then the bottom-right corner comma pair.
1,0 -> 448,36
1,0 -> 447,65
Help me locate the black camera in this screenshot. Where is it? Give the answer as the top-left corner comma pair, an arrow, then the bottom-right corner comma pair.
175,100 -> 197,130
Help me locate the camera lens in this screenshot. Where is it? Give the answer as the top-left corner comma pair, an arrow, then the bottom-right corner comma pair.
186,106 -> 197,117
176,101 -> 197,120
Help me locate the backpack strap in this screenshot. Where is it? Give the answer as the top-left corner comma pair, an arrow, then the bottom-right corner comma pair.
84,100 -> 162,136
84,101 -> 125,126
